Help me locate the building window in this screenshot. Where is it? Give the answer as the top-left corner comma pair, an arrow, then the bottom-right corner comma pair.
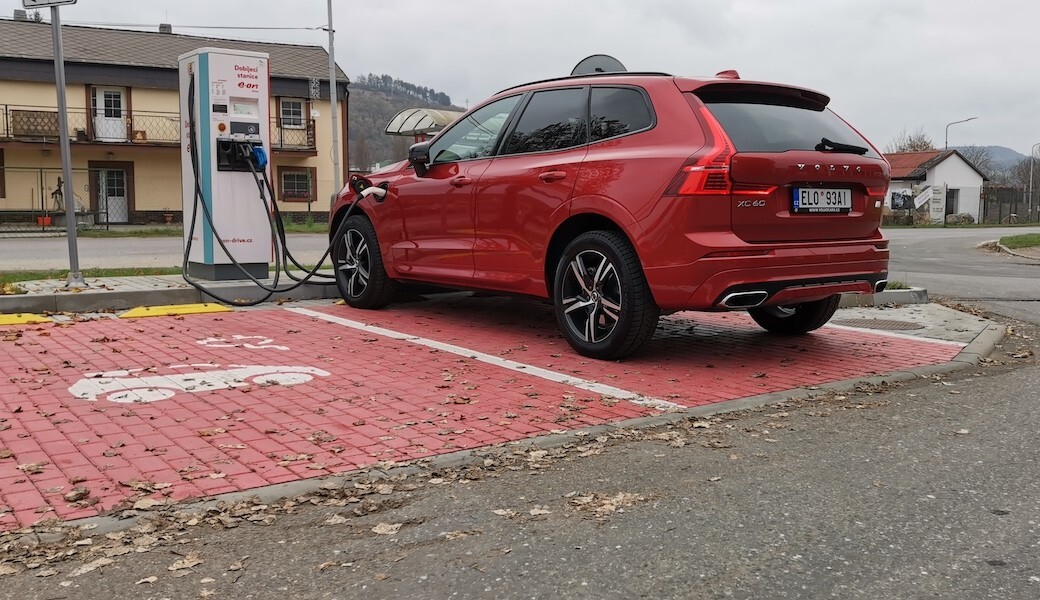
277,166 -> 314,202
280,98 -> 305,129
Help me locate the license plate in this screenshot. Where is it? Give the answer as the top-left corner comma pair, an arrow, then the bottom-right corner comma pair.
792,188 -> 852,214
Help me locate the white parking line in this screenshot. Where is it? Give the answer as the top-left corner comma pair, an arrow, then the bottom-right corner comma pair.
824,323 -> 967,347
286,307 -> 682,411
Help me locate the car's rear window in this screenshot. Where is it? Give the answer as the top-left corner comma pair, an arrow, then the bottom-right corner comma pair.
701,96 -> 880,159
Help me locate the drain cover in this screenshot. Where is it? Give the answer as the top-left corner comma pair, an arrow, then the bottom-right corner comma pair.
832,318 -> 924,331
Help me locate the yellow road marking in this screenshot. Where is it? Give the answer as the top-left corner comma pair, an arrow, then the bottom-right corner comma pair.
0,313 -> 52,325
119,303 -> 232,319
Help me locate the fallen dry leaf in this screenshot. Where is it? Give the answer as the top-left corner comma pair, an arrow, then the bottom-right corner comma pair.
371,522 -> 403,535
528,506 -> 551,516
64,487 -> 90,502
35,568 -> 58,578
168,551 -> 203,571
493,509 -> 517,518
68,557 -> 113,577
0,564 -> 20,576
443,530 -> 481,540
133,498 -> 163,510
135,576 -> 158,585
227,556 -> 249,572
197,428 -> 227,437
17,461 -> 47,474
325,515 -> 348,525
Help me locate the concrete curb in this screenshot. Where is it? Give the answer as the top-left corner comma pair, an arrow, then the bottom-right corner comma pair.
57,312 -> 1004,538
0,280 -> 339,315
838,287 -> 929,308
996,242 -> 1040,262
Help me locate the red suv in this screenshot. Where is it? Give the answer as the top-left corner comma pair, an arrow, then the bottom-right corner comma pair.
330,71 -> 889,359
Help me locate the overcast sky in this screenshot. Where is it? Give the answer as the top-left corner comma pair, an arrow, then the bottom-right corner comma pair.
3,0 -> 1037,156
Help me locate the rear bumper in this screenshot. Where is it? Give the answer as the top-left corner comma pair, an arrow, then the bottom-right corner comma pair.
643,239 -> 889,311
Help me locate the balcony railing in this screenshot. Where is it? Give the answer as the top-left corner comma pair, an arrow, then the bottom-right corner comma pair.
270,118 -> 316,151
0,104 -> 180,145
0,105 -> 316,151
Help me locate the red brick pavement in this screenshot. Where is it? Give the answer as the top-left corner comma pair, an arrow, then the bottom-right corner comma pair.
0,298 -> 962,529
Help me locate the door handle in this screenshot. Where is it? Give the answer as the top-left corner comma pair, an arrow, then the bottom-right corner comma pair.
539,171 -> 567,183
450,176 -> 473,188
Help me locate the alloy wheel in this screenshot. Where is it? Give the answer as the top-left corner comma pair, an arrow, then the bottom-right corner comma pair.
336,228 -> 370,298
560,249 -> 623,343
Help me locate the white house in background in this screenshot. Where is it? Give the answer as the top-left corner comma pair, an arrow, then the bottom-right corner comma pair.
884,150 -> 988,222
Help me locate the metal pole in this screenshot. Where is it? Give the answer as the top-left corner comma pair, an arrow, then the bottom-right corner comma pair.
1029,142 -> 1039,223
944,116 -> 978,151
50,6 -> 85,288
326,0 -> 341,198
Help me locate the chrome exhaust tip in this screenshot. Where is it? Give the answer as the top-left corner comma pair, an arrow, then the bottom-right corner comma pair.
874,279 -> 888,293
720,291 -> 769,309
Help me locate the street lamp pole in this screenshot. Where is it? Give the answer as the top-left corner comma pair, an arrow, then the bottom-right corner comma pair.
1029,142 -> 1039,222
944,116 -> 978,151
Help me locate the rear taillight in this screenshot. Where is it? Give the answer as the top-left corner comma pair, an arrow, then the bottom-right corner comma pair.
865,185 -> 888,198
667,105 -> 736,196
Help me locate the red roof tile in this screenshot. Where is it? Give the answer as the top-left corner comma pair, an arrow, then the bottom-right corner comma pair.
884,151 -> 941,179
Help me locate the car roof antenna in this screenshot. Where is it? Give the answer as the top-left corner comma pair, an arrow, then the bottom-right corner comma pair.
571,54 -> 627,76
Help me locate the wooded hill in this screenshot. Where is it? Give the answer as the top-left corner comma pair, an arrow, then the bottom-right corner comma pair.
347,74 -> 463,169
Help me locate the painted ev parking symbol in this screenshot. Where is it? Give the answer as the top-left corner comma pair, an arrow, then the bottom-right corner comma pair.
196,335 -> 289,350
67,364 -> 331,404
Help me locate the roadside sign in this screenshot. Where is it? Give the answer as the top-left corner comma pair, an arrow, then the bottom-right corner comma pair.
22,0 -> 77,7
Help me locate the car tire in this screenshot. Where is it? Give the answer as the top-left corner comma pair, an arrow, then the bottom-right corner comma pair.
747,295 -> 841,335
333,214 -> 396,309
553,230 -> 659,360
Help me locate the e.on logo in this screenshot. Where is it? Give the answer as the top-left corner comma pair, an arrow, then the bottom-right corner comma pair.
238,81 -> 259,90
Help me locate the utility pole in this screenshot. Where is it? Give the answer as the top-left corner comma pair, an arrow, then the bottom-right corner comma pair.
33,0 -> 87,288
325,0 -> 341,198
1029,142 -> 1039,223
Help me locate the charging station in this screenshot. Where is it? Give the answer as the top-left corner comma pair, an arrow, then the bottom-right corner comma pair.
179,48 -> 272,280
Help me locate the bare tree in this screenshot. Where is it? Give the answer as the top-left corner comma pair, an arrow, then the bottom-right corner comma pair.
1007,158 -> 1033,188
885,126 -> 936,153
391,137 -> 410,162
958,145 -> 994,178
353,133 -> 372,171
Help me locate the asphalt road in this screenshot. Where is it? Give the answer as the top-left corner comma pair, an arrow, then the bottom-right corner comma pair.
3,334 -> 1037,599
884,226 -> 1040,324
0,233 -> 333,271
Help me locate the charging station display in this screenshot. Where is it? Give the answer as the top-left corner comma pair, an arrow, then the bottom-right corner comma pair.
178,48 -> 272,280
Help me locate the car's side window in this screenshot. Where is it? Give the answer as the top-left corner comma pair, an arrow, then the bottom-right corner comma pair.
430,95 -> 522,164
589,87 -> 653,142
501,88 -> 588,155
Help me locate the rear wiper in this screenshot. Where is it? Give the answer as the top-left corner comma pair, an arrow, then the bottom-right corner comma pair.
815,137 -> 868,155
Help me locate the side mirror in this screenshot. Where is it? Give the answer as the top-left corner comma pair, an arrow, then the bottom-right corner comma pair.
408,141 -> 431,177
